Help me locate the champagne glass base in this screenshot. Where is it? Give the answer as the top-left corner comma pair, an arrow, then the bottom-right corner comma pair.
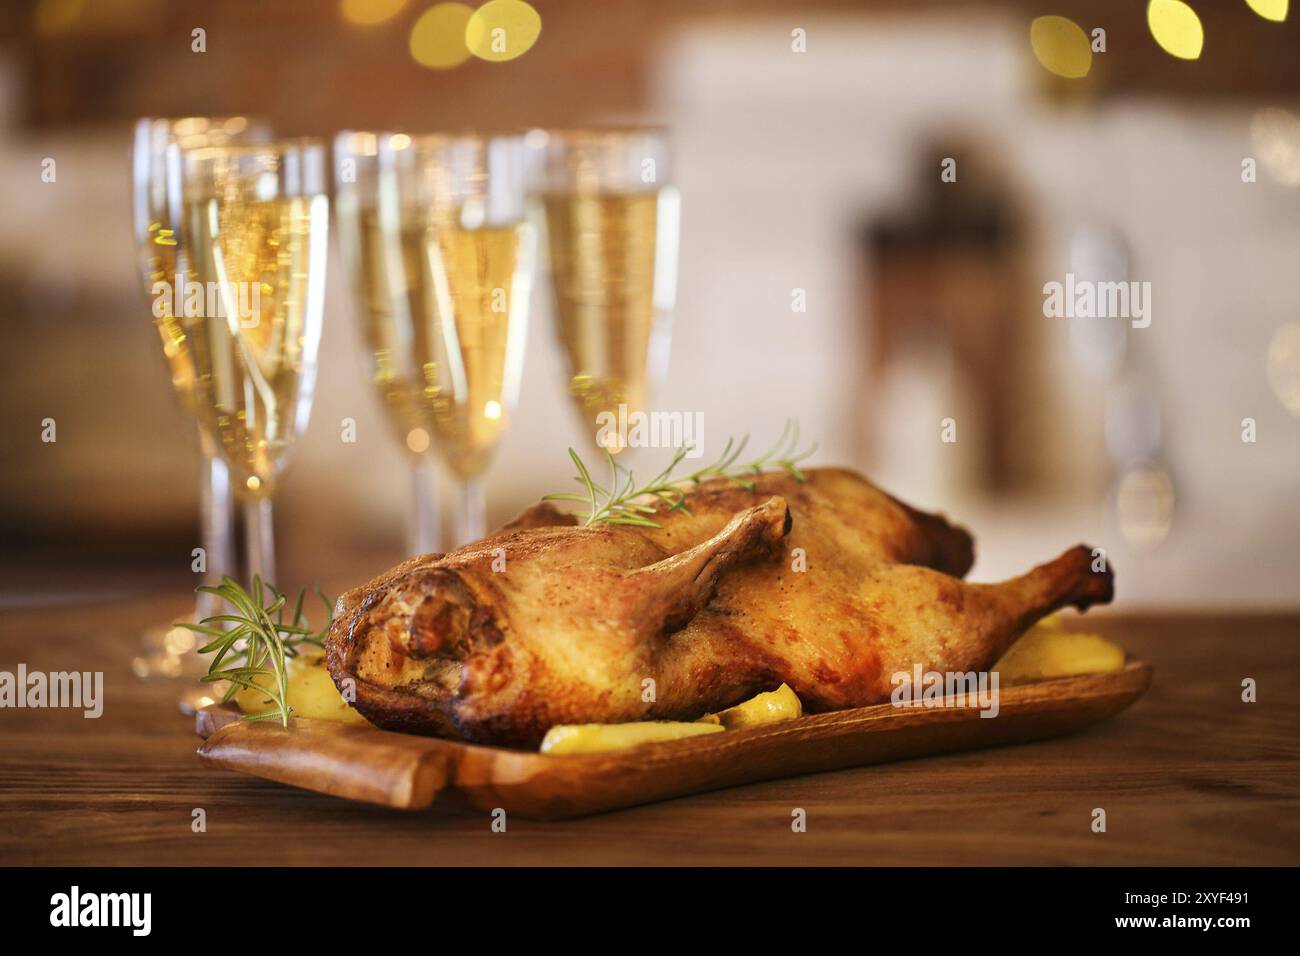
130,622 -> 221,716
176,685 -> 223,717
130,621 -> 202,680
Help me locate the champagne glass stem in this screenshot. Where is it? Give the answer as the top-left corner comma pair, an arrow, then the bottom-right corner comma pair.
244,497 -> 276,587
409,455 -> 442,556
458,477 -> 486,546
196,450 -> 234,621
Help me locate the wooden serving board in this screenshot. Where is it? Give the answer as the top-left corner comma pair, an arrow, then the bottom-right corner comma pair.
195,661 -> 1151,819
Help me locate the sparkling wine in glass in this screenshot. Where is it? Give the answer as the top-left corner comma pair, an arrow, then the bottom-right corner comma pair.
172,139 -> 330,586
130,115 -> 268,679
536,128 -> 680,452
401,133 -> 534,545
334,131 -> 444,556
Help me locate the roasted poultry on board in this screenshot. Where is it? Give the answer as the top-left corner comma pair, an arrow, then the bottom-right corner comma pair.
325,467 -> 1114,748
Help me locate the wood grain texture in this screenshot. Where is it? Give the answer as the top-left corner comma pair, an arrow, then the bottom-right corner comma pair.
194,664 -> 1151,819
197,717 -> 450,811
0,596 -> 1297,864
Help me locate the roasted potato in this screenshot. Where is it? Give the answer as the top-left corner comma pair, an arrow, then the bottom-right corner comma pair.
995,624 -> 1125,682
539,721 -> 724,755
540,683 -> 806,754
702,682 -> 802,729
234,650 -> 370,725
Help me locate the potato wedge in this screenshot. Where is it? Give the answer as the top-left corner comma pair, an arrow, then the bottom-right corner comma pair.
995,625 -> 1125,683
539,684 -> 806,754
540,721 -> 724,755
234,650 -> 370,725
703,682 -> 803,729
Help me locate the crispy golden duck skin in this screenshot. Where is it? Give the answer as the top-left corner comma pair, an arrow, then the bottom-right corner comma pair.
325,468 -> 1113,748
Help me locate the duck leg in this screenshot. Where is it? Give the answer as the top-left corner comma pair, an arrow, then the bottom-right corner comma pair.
618,496 -> 790,639
855,545 -> 1115,701
653,543 -> 1113,718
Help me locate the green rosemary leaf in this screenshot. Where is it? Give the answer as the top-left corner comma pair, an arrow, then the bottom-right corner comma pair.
543,422 -> 815,528
180,575 -> 335,728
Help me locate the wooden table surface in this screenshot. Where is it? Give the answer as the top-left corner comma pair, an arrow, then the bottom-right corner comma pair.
1,596 -> 1296,866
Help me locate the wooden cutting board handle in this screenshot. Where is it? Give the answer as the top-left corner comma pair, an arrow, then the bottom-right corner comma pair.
197,716 -> 451,810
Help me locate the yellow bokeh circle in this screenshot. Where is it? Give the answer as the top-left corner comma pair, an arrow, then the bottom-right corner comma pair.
410,2 -> 474,70
465,0 -> 542,63
33,0 -> 87,36
341,0 -> 408,26
1029,15 -> 1092,79
1147,0 -> 1204,61
1245,0 -> 1288,23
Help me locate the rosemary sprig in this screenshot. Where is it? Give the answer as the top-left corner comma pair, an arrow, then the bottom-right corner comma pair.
543,419 -> 817,527
177,575 -> 333,727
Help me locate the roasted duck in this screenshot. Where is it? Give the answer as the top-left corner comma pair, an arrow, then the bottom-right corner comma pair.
325,468 -> 1114,747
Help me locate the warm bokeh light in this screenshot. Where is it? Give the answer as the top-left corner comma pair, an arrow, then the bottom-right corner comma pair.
341,0 -> 408,26
1266,322 -> 1300,415
33,0 -> 87,36
1250,107 -> 1300,185
466,0 -> 542,63
164,626 -> 196,654
406,427 -> 431,453
484,399 -> 502,420
1245,0 -> 1288,22
1029,15 -> 1092,79
409,2 -> 473,70
1147,0 -> 1204,60
341,130 -> 379,156
246,476 -> 262,492
1116,465 -> 1175,549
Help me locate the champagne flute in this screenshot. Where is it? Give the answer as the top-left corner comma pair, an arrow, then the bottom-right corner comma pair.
171,139 -> 330,586
333,131 -> 442,556
535,127 -> 680,452
399,133 -> 534,545
130,116 -> 268,679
